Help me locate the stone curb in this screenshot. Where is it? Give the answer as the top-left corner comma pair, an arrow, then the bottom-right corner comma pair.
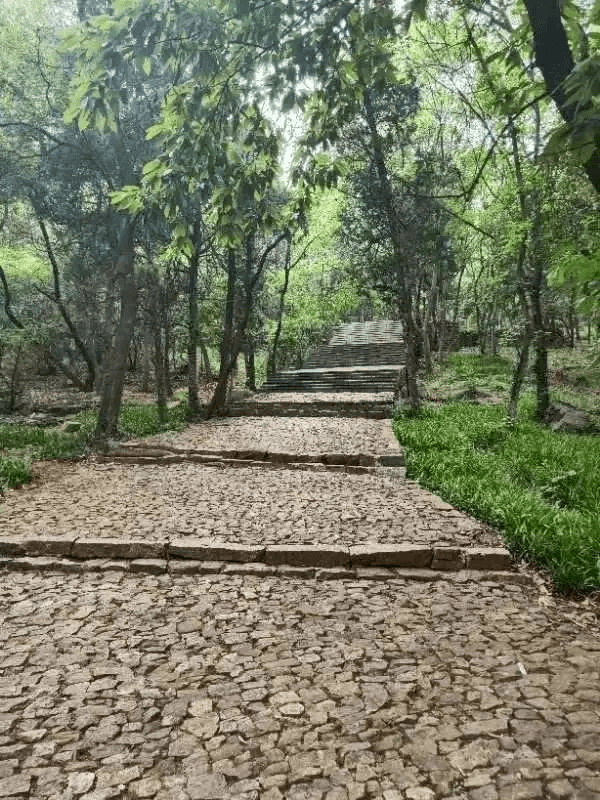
0,556 -> 532,585
0,538 -> 514,576
95,449 -> 404,473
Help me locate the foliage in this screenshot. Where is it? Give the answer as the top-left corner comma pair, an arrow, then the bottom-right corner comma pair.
0,456 -> 31,493
394,350 -> 600,592
0,246 -> 49,282
0,400 -> 187,492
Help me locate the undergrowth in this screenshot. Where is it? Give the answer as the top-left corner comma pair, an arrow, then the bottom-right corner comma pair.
393,399 -> 600,592
0,401 -> 187,493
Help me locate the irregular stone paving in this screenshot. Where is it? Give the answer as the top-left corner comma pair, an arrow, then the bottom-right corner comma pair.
0,569 -> 599,800
140,418 -> 401,457
0,416 -> 499,549
237,391 -> 393,405
0,462 -> 498,548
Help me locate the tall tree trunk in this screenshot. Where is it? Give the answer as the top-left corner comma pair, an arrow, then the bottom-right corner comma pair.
422,263 -> 439,375
94,224 -> 137,443
153,304 -> 168,426
210,249 -> 237,417
245,342 -> 256,392
207,232 -> 287,418
199,339 -> 213,377
508,330 -> 532,425
243,233 -> 256,392
187,228 -> 202,415
141,323 -> 152,393
362,87 -> 420,410
268,233 -> 292,378
163,295 -> 172,399
524,0 -> 600,194
220,249 -> 236,377
402,306 -> 420,411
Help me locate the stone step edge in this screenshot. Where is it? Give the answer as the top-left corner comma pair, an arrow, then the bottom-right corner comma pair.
95,450 -> 404,470
227,406 -> 392,419
95,455 -> 380,474
0,557 -> 531,584
0,539 -> 513,572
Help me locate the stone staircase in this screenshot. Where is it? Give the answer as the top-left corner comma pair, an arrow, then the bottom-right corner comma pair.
261,321 -> 405,394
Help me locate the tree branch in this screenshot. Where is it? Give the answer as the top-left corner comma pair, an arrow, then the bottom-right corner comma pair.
0,266 -> 25,330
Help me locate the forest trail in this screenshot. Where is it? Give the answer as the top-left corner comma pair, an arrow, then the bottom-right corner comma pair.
0,406 -> 599,800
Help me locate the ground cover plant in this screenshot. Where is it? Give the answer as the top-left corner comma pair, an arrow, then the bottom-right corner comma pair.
0,402 -> 187,494
393,352 -> 600,592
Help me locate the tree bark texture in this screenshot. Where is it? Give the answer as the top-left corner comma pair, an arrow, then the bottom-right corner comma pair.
524,0 -> 600,193
187,235 -> 202,415
362,87 -> 421,410
268,233 -> 292,379
95,224 -> 137,441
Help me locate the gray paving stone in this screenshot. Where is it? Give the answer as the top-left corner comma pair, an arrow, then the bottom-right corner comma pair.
223,563 -> 277,577
71,539 -> 165,560
21,537 -> 76,556
465,548 -> 514,571
129,559 -> 167,574
169,540 -> 265,562
0,538 -> 26,555
169,560 -> 225,575
265,545 -> 350,568
350,545 -> 433,568
431,546 -> 464,571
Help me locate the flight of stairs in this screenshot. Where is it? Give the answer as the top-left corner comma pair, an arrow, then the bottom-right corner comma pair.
261,321 -> 405,394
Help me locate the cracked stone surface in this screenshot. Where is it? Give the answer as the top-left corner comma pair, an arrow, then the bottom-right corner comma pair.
0,461 -> 498,547
0,415 -> 502,548
140,418 -> 401,456
236,391 -> 394,405
0,570 -> 599,799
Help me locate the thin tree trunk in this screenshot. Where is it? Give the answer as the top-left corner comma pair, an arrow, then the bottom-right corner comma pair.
199,339 -> 213,377
508,330 -> 532,424
207,233 -> 287,418
245,343 -> 256,391
141,323 -> 152,393
423,264 -> 439,375
163,297 -> 172,399
362,87 -> 420,409
153,305 -> 168,425
187,230 -> 202,415
37,218 -> 97,391
94,224 -> 137,443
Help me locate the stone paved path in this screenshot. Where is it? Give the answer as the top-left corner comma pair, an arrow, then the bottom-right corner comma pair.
0,418 -> 496,549
1,414 -> 599,799
1,570 -> 599,800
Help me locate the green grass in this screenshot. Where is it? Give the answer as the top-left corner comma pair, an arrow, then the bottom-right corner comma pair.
427,353 -> 514,398
393,399 -> 600,592
0,401 -> 187,493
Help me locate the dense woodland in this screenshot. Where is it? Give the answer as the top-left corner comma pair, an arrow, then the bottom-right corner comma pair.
1,0 -> 600,441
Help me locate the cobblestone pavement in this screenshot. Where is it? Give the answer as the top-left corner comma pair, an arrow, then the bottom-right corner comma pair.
0,418 -> 498,548
0,462 -> 497,548
0,569 -> 599,800
3,413 -> 599,799
141,418 -> 400,456
238,392 -> 394,405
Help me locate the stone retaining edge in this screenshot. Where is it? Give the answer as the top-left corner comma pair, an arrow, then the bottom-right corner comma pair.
0,556 -> 532,585
95,450 -> 404,472
0,537 -> 514,573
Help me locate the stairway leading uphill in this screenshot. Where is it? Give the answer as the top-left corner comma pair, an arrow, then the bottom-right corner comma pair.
261,320 -> 405,393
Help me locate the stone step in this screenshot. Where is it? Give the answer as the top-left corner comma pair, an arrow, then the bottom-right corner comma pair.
227,400 -> 393,418
94,446 -> 402,473
0,537 -> 520,579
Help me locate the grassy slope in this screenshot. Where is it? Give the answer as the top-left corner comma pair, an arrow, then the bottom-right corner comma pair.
393,352 -> 600,592
0,402 -> 186,494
